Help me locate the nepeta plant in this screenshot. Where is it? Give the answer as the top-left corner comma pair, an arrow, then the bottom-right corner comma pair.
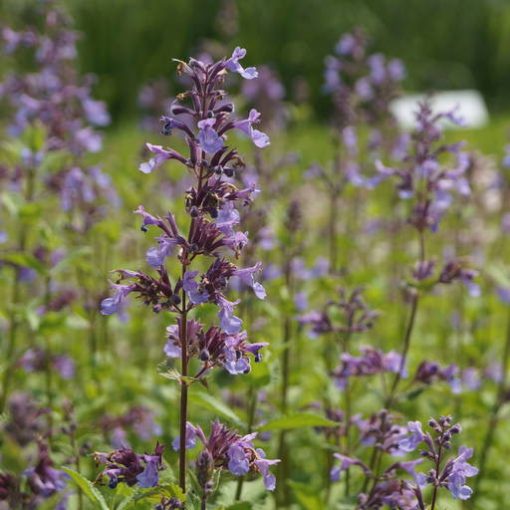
311,28 -> 406,274
100,47 -> 277,505
0,1 -> 112,414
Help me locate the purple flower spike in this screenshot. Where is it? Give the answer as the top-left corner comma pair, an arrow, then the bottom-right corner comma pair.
226,47 -> 258,80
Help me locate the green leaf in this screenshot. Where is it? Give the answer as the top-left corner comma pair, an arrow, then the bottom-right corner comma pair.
62,467 -> 110,510
223,503 -> 253,510
1,253 -> 47,275
258,412 -> 338,431
189,390 -> 244,427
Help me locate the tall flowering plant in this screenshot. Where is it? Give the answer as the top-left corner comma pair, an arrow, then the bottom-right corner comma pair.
311,28 -> 407,274
0,1 -> 113,413
100,48 -> 277,504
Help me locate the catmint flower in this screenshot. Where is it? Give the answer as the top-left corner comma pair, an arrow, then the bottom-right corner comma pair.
234,109 -> 270,148
139,143 -> 186,174
193,421 -> 279,491
172,422 -> 198,451
164,319 -> 266,377
330,453 -> 370,481
24,442 -> 69,498
376,101 -> 470,232
332,347 -> 405,389
398,421 -> 425,452
198,118 -> 224,154
100,282 -> 135,315
94,443 -> 164,489
99,406 -> 161,446
445,447 -> 479,500
226,47 -> 258,79
4,393 -> 48,446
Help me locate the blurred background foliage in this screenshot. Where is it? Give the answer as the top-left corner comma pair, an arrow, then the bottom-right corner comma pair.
2,0 -> 510,121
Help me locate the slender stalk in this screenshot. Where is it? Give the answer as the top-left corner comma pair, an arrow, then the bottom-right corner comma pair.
276,256 -> 293,507
430,443 -> 443,510
328,191 -> 339,275
69,423 -> 84,510
178,264 -> 189,493
471,306 -> 510,503
0,166 -> 36,412
200,493 -> 208,510
384,293 -> 420,409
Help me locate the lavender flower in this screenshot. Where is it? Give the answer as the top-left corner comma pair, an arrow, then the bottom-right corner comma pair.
94,443 -> 164,489
24,442 -> 69,499
193,421 -> 279,491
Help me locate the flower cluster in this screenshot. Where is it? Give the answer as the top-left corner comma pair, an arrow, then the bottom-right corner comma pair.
331,415 -> 477,507
0,441 -> 69,508
332,346 -> 404,389
94,443 -> 165,489
300,287 -> 378,338
164,319 -> 267,377
192,421 -> 279,493
99,406 -> 162,448
324,28 -> 405,127
376,101 -> 471,232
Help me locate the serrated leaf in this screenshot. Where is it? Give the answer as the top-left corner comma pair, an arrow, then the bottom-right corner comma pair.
258,412 -> 338,431
189,390 -> 244,427
62,467 -> 110,510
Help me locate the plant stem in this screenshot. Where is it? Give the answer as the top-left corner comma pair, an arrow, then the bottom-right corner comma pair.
430,443 -> 443,510
235,385 -> 258,501
0,166 -> 36,412
179,264 -> 189,493
471,306 -> 510,503
384,293 -> 420,409
328,191 -> 339,275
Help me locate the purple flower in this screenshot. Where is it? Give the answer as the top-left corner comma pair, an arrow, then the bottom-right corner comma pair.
497,286 -> 510,304
25,443 -> 69,498
172,422 -> 198,451
446,447 -> 478,500
139,143 -> 185,174
82,98 -> 110,126
234,109 -> 270,148
398,421 -> 425,453
226,47 -> 258,80
182,271 -> 209,304
227,444 -> 250,475
146,236 -> 178,268
100,283 -> 134,315
233,263 -> 266,299
254,452 -> 279,491
197,118 -> 224,154
218,297 -> 242,334
330,453 -> 369,482
136,455 -> 160,488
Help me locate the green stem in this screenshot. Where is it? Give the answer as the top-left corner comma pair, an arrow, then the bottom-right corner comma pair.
471,306 -> 510,503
